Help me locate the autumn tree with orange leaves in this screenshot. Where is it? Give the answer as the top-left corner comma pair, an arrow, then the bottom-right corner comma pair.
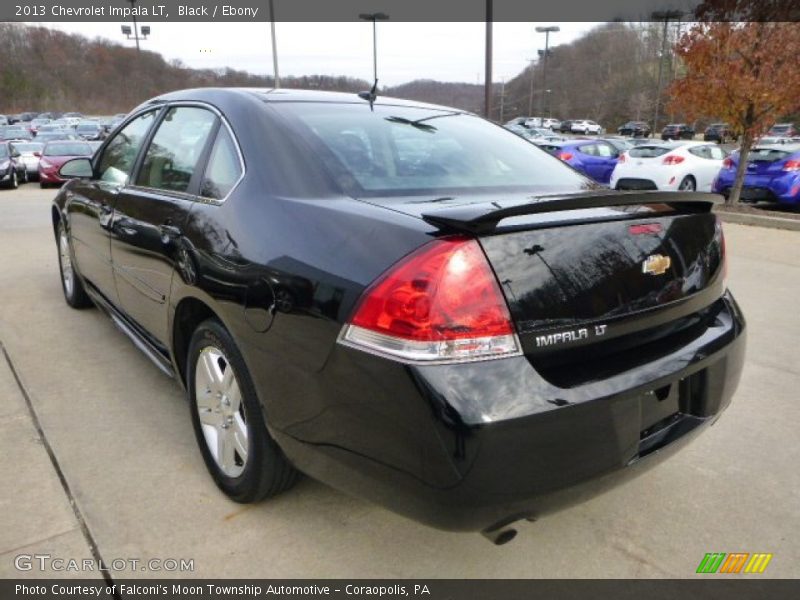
668,2 -> 800,204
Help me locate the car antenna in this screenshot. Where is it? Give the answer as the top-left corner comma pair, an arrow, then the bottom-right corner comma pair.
358,79 -> 379,110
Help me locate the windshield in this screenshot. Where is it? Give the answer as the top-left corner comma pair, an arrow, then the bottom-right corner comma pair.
77,124 -> 98,131
279,103 -> 591,197
44,142 -> 91,156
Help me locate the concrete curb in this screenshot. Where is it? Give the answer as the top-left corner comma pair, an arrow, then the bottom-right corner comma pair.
714,210 -> 800,232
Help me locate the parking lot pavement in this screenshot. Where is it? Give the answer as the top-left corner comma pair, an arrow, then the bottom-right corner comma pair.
1,185 -> 798,578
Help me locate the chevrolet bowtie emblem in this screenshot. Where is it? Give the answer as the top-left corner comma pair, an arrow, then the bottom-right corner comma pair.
642,254 -> 671,276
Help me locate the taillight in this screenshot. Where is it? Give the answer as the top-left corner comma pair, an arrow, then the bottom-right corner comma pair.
783,159 -> 800,172
558,152 -> 573,161
662,155 -> 685,165
723,157 -> 734,169
340,237 -> 520,363
618,153 -> 626,163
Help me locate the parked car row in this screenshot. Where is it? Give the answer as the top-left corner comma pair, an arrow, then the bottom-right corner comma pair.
0,111 -> 128,143
539,134 -> 799,206
0,139 -> 98,190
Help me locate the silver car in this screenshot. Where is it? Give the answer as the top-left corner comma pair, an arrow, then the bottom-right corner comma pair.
10,142 -> 44,180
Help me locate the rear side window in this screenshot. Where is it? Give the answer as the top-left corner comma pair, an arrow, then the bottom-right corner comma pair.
136,106 -> 217,193
629,146 -> 671,158
97,111 -> 157,184
200,127 -> 243,200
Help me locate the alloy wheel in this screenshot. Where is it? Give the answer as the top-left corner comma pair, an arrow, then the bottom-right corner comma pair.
59,227 -> 74,297
679,177 -> 696,191
194,346 -> 248,478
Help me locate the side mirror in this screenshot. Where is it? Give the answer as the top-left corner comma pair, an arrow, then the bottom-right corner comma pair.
33,151 -> 41,157
59,157 -> 93,179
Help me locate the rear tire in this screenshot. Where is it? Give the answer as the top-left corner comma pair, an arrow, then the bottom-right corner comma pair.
678,176 -> 696,191
57,221 -> 92,308
187,319 -> 298,503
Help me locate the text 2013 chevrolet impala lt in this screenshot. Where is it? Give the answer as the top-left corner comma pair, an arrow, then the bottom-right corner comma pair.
52,89 -> 745,543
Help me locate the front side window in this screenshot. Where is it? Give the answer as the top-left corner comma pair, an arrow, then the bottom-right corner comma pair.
200,127 -> 243,200
97,110 -> 157,184
281,103 -> 591,196
136,106 -> 217,193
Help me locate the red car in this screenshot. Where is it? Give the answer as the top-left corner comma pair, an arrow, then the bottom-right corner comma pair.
38,141 -> 94,188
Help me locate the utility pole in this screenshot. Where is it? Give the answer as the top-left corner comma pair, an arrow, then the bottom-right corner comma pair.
269,0 -> 280,88
535,26 -> 559,117
651,10 -> 682,133
359,12 -> 389,84
527,58 -> 536,116
484,0 -> 493,119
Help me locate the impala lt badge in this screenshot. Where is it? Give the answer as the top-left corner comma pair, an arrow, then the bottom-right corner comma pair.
642,254 -> 671,276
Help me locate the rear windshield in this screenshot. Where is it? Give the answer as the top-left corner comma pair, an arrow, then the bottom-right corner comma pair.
44,142 -> 91,156
12,143 -> 42,153
629,146 -> 671,158
77,123 -> 98,131
278,103 -> 591,196
770,125 -> 791,132
0,146 -> 7,158
749,148 -> 791,162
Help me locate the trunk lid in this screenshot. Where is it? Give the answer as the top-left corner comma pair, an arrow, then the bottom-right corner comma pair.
358,190 -> 725,381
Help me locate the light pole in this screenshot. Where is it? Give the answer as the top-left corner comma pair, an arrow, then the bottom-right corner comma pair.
269,0 -> 279,88
359,12 -> 389,84
535,26 -> 559,117
651,10 -> 683,134
527,58 -> 536,116
484,0 -> 493,119
120,0 -> 149,52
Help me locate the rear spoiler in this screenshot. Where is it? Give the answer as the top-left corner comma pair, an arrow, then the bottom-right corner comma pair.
421,191 -> 723,235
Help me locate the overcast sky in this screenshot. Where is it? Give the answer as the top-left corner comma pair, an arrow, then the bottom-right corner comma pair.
43,22 -> 601,86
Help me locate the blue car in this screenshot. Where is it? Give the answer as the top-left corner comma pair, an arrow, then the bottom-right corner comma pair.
551,139 -> 620,184
713,143 -> 800,205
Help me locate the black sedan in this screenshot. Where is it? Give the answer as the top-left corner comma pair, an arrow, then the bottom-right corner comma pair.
52,89 -> 745,541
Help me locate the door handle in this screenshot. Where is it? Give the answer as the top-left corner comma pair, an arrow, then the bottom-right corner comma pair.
159,224 -> 182,244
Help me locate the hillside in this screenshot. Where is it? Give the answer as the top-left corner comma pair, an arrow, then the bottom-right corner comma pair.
0,24 -> 370,114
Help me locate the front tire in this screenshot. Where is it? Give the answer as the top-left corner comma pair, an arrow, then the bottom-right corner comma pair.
57,221 -> 92,308
188,319 -> 298,503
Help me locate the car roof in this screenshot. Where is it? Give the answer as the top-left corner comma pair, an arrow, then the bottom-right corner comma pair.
138,87 -> 469,115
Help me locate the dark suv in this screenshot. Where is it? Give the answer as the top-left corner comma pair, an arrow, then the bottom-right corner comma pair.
704,123 -> 737,144
618,121 -> 651,137
662,123 -> 695,141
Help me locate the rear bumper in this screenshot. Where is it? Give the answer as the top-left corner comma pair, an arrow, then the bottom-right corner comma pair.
271,292 -> 746,532
714,172 -> 800,204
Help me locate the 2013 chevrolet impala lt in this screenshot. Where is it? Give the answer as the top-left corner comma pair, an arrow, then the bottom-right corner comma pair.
52,89 -> 745,543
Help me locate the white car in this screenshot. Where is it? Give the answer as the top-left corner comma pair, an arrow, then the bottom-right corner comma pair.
570,120 -> 602,135
610,141 -> 727,192
542,117 -> 561,130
